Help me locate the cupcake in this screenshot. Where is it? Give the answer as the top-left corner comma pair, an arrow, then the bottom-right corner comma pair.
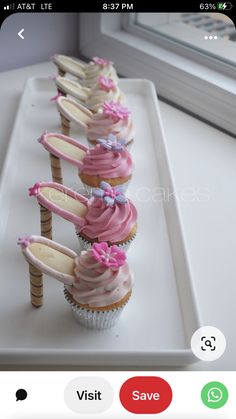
28,181 -> 138,251
65,242 -> 133,329
38,132 -> 133,195
57,98 -> 135,148
38,132 -> 133,194
84,57 -> 119,88
18,235 -> 133,329
85,75 -> 125,112
79,134 -> 133,194
87,101 -> 134,147
78,181 -> 137,250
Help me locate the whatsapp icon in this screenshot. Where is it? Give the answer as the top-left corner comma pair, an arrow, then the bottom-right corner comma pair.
201,382 -> 228,409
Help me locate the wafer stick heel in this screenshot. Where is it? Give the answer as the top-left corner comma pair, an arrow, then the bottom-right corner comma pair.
60,113 -> 70,136
40,204 -> 52,239
29,263 -> 43,307
50,153 -> 63,184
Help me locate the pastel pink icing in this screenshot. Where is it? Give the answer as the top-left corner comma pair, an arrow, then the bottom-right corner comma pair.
87,112 -> 134,144
66,249 -> 133,307
85,88 -> 122,112
98,75 -> 116,92
85,62 -> 118,86
92,242 -> 126,268
78,196 -> 137,242
80,144 -> 133,178
92,57 -> 113,66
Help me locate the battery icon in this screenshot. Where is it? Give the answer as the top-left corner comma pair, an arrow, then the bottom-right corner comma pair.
217,2 -> 233,10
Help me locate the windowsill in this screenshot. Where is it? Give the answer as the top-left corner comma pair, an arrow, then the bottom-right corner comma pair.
0,62 -> 235,370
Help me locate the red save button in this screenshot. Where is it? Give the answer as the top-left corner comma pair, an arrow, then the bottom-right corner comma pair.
119,376 -> 172,414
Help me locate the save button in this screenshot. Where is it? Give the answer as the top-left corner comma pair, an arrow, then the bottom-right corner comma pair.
119,376 -> 172,414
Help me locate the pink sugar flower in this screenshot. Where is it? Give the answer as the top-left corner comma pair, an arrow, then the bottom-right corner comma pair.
92,181 -> 127,206
17,236 -> 32,248
92,57 -> 113,66
98,134 -> 126,151
102,101 -> 130,122
98,75 -> 116,92
91,242 -> 126,268
50,91 -> 62,102
37,131 -> 47,144
28,182 -> 41,197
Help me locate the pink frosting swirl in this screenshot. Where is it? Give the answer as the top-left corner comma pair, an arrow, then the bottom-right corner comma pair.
85,88 -> 122,112
85,63 -> 118,88
80,144 -> 133,178
87,112 -> 134,144
66,249 -> 133,307
78,197 -> 137,242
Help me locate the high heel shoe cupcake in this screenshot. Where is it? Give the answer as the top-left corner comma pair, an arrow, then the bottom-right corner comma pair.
38,132 -> 133,193
52,54 -> 118,86
56,98 -> 134,148
28,181 -> 138,251
53,75 -> 125,112
18,235 -> 133,329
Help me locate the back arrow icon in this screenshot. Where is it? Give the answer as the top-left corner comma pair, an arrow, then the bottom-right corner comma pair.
18,29 -> 24,39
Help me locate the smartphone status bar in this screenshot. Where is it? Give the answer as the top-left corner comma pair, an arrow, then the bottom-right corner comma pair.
1,0 -> 235,14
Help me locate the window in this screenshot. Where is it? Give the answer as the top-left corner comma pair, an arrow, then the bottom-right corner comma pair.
133,13 -> 236,66
79,13 -> 236,135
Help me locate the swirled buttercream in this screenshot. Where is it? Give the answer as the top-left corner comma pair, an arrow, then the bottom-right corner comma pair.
87,102 -> 134,144
79,192 -> 137,242
66,243 -> 133,307
80,143 -> 132,178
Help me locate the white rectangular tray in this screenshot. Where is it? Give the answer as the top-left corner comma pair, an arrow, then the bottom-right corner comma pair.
0,77 -> 201,367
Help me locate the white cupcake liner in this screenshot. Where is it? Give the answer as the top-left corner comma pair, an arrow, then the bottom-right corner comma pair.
64,288 -> 126,329
81,178 -> 131,197
75,231 -> 136,252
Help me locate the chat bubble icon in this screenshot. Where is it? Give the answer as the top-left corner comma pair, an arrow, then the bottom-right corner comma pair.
16,389 -> 27,401
207,387 -> 223,403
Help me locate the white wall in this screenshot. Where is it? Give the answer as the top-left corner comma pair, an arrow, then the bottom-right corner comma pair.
0,13 -> 79,72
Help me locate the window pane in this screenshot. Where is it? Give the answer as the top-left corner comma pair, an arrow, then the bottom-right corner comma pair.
135,13 -> 236,66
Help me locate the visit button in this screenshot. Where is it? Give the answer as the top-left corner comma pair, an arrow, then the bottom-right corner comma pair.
119,376 -> 172,414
